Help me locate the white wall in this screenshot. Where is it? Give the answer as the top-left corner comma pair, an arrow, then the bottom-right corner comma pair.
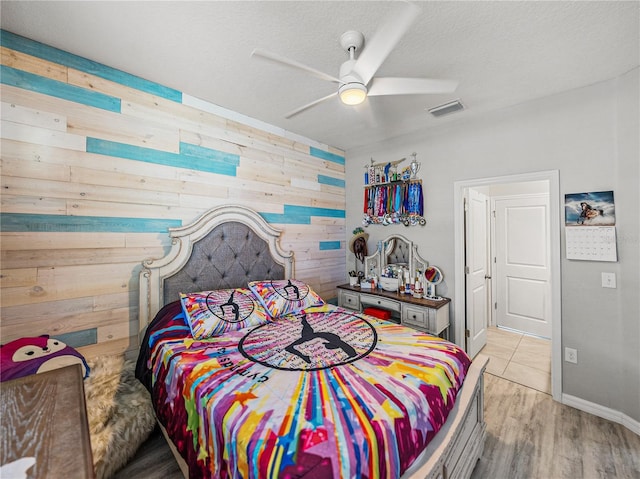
345,68 -> 639,423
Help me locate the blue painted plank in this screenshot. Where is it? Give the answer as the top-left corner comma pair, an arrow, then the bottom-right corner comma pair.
318,174 -> 345,188
0,30 -> 182,102
180,143 -> 240,166
319,241 -> 341,250
0,213 -> 181,233
310,147 -> 345,165
260,205 -> 345,224
86,138 -> 238,176
284,205 -> 345,218
54,329 -> 97,348
1,65 -> 121,113
87,137 -> 180,165
258,213 -> 311,225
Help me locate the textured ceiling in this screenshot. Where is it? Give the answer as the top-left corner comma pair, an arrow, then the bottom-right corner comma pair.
1,1 -> 638,151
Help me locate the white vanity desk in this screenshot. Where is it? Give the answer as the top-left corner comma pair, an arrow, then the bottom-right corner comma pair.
337,283 -> 450,337
340,233 -> 450,338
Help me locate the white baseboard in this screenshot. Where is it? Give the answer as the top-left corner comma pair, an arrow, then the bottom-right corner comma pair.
562,393 -> 640,436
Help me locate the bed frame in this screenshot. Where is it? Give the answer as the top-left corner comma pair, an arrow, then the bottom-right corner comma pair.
137,204 -> 487,479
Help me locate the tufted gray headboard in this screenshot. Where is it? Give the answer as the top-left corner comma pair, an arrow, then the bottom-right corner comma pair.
163,221 -> 285,301
138,205 -> 294,342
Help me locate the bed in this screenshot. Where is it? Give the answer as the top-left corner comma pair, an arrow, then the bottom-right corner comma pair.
136,205 -> 487,479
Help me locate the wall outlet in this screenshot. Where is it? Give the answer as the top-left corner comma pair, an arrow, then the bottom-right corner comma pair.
565,347 -> 578,364
601,272 -> 616,288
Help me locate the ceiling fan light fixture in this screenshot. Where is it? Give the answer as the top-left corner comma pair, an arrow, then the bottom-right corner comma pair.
339,83 -> 367,105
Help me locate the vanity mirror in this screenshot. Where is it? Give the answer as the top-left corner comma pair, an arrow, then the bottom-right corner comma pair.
424,265 -> 444,298
385,236 -> 411,267
364,234 -> 428,287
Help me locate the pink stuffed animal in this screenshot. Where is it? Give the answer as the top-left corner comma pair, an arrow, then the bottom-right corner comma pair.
1,335 -> 89,382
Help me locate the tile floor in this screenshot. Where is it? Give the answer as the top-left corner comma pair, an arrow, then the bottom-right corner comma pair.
477,326 -> 552,394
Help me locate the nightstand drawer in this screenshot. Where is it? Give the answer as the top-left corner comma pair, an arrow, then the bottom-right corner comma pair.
339,290 -> 361,310
360,294 -> 401,313
403,305 -> 429,329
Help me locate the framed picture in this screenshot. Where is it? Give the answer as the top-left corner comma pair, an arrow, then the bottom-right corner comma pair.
565,190 -> 615,226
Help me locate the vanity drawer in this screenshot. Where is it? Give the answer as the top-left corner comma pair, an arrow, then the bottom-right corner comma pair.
403,305 -> 429,329
360,294 -> 401,313
336,284 -> 451,336
339,290 -> 360,311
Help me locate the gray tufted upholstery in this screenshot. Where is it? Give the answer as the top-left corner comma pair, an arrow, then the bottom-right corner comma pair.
387,239 -> 410,265
163,221 -> 285,303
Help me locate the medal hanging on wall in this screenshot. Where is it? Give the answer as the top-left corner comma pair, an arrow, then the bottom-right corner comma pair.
362,180 -> 425,226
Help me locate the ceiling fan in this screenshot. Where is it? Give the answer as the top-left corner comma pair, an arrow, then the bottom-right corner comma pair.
251,1 -> 458,119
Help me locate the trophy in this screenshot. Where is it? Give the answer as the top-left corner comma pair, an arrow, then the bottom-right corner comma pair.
409,153 -> 421,179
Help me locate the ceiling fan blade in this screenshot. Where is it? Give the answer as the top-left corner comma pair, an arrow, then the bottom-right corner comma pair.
355,99 -> 379,129
251,48 -> 342,84
368,77 -> 458,96
285,91 -> 338,119
351,1 -> 420,85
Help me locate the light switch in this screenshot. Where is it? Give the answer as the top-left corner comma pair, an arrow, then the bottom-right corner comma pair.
601,272 -> 616,288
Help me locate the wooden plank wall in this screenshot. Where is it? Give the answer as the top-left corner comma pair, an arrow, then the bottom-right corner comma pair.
0,31 -> 346,360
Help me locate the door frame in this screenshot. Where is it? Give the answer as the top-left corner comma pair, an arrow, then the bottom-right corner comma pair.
454,170 -> 562,401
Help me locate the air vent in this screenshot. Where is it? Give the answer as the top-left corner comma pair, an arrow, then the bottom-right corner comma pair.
428,99 -> 464,117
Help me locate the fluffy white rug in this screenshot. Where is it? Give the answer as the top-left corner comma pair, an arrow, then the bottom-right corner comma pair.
84,355 -> 156,479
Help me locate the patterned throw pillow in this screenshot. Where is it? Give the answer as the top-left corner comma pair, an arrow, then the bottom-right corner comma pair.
180,288 -> 271,339
248,279 -> 325,317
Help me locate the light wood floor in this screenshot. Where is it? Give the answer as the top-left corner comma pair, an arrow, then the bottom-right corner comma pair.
470,374 -> 639,479
115,373 -> 640,478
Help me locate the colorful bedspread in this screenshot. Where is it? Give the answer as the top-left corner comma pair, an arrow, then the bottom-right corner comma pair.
137,302 -> 471,479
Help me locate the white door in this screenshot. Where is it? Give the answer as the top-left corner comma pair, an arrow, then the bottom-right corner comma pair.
465,189 -> 489,358
495,195 -> 551,338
